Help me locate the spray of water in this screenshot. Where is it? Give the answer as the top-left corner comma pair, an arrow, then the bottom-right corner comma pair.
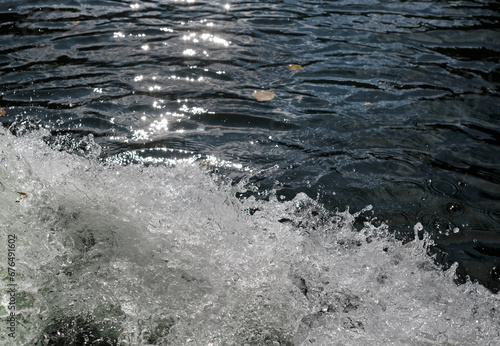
1,127 -> 498,345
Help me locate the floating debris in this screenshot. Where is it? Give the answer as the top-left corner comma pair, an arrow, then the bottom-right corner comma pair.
287,64 -> 302,71
16,191 -> 28,203
252,90 -> 275,101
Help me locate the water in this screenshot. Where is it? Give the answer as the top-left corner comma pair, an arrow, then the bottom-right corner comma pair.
1,126 -> 499,345
0,0 -> 499,344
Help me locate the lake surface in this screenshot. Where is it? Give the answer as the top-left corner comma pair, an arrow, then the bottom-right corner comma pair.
1,0 -> 499,345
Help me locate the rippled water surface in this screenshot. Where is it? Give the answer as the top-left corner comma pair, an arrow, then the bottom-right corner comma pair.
1,0 -> 500,291
1,1 -> 500,344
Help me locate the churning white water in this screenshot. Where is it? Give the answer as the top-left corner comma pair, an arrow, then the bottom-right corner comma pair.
1,127 -> 499,345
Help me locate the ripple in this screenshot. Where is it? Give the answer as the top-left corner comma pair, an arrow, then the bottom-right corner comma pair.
444,202 -> 465,217
427,178 -> 461,197
487,209 -> 500,224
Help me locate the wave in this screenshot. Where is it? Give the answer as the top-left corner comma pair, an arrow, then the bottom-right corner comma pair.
1,127 -> 499,345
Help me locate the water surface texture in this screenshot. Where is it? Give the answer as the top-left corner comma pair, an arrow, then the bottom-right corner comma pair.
2,126 -> 500,345
0,0 -> 500,344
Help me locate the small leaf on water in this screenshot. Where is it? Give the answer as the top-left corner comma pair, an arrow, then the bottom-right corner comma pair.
287,64 -> 302,71
252,90 -> 275,101
0,108 -> 6,116
363,102 -> 372,105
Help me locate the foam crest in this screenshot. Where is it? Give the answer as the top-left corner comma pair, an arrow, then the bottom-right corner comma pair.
0,128 -> 498,345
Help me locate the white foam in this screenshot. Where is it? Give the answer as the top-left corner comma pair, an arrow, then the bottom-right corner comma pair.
1,127 -> 499,345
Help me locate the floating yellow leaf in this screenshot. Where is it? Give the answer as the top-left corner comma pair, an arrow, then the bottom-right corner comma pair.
73,21 -> 81,26
287,64 -> 302,71
363,102 -> 372,105
0,108 -> 5,116
252,90 -> 275,101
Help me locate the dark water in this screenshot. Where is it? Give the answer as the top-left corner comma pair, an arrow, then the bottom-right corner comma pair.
1,0 -> 499,297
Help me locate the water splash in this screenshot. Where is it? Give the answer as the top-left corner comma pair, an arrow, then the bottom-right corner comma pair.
1,127 -> 499,345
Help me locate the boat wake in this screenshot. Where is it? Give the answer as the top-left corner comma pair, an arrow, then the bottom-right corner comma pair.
1,127 -> 498,345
